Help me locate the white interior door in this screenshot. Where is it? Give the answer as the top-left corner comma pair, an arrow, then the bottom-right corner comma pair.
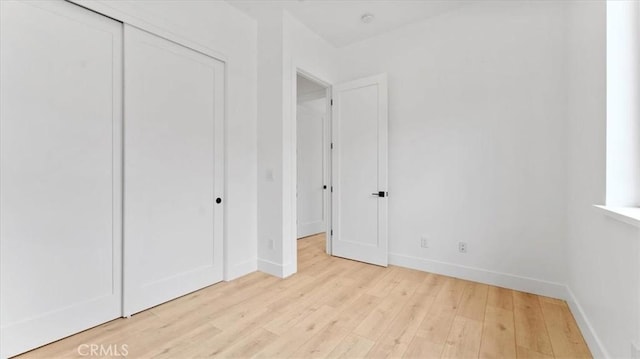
124,25 -> 224,315
0,1 -> 123,357
331,74 -> 388,266
297,97 -> 327,238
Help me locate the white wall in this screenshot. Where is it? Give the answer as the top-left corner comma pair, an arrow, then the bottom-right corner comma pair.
283,11 -> 338,275
74,0 -> 258,281
256,7 -> 287,276
334,1 -> 569,294
330,2 -> 640,356
75,2 -> 638,356
256,9 -> 338,277
567,2 -> 640,358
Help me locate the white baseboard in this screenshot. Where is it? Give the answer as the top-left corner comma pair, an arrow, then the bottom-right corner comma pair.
243,253 -> 611,358
257,258 -> 282,277
389,253 -> 610,358
282,262 -> 296,278
225,258 -> 257,281
565,287 -> 610,359
389,253 -> 568,299
258,258 -> 296,278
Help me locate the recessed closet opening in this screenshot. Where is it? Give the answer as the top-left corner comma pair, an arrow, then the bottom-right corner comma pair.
0,2 -> 226,356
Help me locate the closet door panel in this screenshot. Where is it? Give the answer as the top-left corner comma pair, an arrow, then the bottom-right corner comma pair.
124,25 -> 224,315
0,1 -> 123,357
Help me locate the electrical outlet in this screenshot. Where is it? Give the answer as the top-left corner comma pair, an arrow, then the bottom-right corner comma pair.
420,236 -> 429,248
458,242 -> 467,253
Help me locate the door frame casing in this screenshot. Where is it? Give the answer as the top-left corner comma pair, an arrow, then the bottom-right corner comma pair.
293,68 -> 333,256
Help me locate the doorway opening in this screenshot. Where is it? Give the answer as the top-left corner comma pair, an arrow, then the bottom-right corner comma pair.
295,72 -> 331,265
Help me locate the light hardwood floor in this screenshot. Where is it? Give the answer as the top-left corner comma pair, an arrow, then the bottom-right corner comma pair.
18,233 -> 591,358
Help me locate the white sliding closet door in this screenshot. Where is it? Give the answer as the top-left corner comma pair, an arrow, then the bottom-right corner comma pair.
0,1 -> 123,357
124,25 -> 225,316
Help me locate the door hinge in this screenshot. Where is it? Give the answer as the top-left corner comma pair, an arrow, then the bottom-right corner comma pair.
330,99 -> 333,106
331,143 -> 333,149
331,229 -> 333,236
331,186 -> 333,192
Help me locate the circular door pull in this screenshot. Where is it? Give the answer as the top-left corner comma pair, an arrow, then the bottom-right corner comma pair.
216,198 -> 222,204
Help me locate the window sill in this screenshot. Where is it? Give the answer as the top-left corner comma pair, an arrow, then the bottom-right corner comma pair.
593,205 -> 640,228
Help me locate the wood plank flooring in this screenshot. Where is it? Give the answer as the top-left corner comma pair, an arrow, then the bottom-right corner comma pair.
17,233 -> 591,358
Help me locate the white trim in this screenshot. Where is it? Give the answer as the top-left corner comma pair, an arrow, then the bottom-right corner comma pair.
565,287 -> 611,359
388,253 -> 568,299
257,258 -> 296,278
324,85 -> 333,256
225,259 -> 257,282
257,258 -> 282,277
297,71 -> 332,93
298,222 -> 325,239
297,89 -> 326,103
293,68 -> 333,263
594,205 -> 640,228
222,37 -> 231,291
68,0 -> 228,62
282,262 -> 296,278
389,253 -> 611,358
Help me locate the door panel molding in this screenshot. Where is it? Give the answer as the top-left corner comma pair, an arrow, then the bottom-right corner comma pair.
69,0 -> 229,63
0,1 -> 123,357
123,24 -> 225,316
331,73 -> 388,266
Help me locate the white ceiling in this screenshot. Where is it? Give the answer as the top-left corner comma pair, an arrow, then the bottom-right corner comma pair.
228,0 -> 471,48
